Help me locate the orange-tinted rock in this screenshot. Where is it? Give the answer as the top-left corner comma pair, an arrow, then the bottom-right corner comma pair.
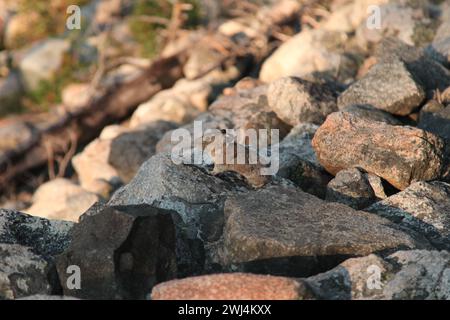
312,111 -> 445,190
151,273 -> 311,300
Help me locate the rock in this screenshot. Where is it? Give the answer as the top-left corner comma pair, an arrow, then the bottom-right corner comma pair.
356,3 -> 414,47
72,138 -> 122,197
129,67 -> 242,128
312,111 -> 445,190
0,72 -> 23,116
56,204 -> 177,300
0,209 -> 72,258
276,123 -> 331,198
24,178 -> 99,222
0,120 -> 38,165
61,83 -> 91,114
108,121 -> 178,182
322,0 -> 388,33
367,181 -> 450,250
108,152 -> 248,275
326,168 -> 377,209
259,29 -> 355,83
19,38 -> 70,91
0,244 -> 52,300
156,84 -> 291,154
341,104 -> 401,125
338,59 -> 425,116
305,250 -> 450,300
151,273 -> 312,300
418,100 -> 450,140
267,77 -> 338,126
217,185 -> 427,277
375,38 -> 450,95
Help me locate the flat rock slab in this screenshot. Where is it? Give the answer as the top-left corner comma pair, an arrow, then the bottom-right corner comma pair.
151,273 -> 312,300
312,111 -> 445,190
220,186 -> 427,276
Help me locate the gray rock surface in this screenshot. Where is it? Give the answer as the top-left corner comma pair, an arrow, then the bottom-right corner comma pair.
217,185 -> 428,277
305,250 -> 450,300
326,168 -> 377,209
267,77 -> 338,126
0,244 -> 52,300
338,59 -> 425,116
367,181 -> 450,250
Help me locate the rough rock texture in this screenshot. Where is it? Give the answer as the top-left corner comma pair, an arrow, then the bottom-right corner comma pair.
341,104 -> 401,125
217,185 -> 427,277
367,181 -> 450,250
326,168 -> 377,209
56,204 -> 177,300
338,59 -> 425,116
25,178 -> 99,222
375,38 -> 450,95
151,273 -> 313,300
108,152 -> 248,275
259,29 -> 356,83
276,123 -> 331,198
108,121 -> 178,182
267,77 -> 338,126
0,209 -> 73,258
0,244 -> 52,300
418,101 -> 450,140
305,250 -> 450,300
312,111 -> 445,190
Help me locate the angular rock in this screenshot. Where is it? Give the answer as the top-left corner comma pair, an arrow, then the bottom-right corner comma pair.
61,83 -> 91,114
0,209 -> 73,258
312,111 -> 445,190
56,204 -> 177,300
109,152 -> 248,275
267,77 -> 338,126
218,185 -> 427,277
0,244 -> 52,300
25,178 -> 99,222
338,59 -> 425,116
326,168 -> 377,209
305,250 -> 450,300
108,121 -> 178,182
151,273 -> 313,300
367,181 -> 450,250
375,37 -> 450,95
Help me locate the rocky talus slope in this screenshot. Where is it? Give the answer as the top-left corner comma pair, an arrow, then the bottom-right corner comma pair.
2,0 -> 450,300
